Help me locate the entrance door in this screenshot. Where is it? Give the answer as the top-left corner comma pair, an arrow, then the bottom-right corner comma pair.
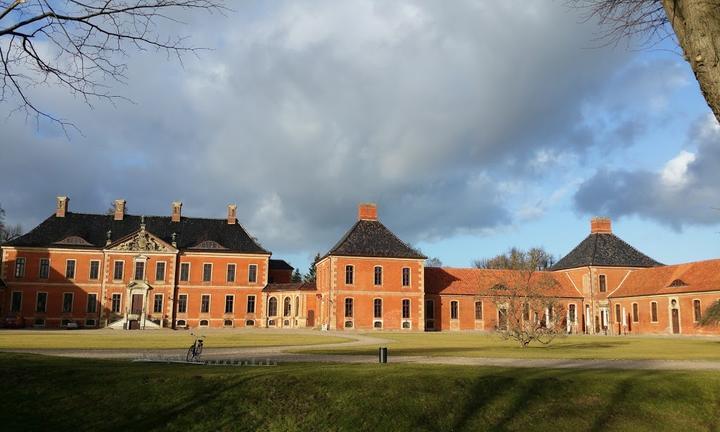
131,294 -> 143,315
307,310 -> 315,327
425,300 -> 435,330
498,308 -> 508,330
672,309 -> 680,334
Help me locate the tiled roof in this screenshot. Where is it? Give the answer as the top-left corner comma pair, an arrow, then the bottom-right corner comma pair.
3,212 -> 269,254
425,267 -> 582,298
269,259 -> 294,271
610,259 -> 720,298
326,220 -> 426,259
552,233 -> 662,270
263,282 -> 317,292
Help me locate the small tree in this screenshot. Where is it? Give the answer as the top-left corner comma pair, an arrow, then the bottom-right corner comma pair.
291,268 -> 302,283
474,247 -> 555,271
303,253 -> 320,283
425,257 -> 443,267
491,269 -> 566,348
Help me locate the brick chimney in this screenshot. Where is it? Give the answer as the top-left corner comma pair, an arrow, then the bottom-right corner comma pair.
113,199 -> 126,221
227,204 -> 237,225
590,217 -> 612,234
358,203 -> 378,221
171,201 -> 182,222
56,196 -> 69,218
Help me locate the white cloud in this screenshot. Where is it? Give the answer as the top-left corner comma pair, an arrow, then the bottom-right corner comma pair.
661,150 -> 696,188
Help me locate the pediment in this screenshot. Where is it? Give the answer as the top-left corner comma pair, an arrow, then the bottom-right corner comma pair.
107,228 -> 175,253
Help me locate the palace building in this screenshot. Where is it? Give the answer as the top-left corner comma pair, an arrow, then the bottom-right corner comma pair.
1,197 -> 718,335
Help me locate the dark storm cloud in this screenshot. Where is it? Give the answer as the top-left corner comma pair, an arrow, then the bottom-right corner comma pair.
0,0 -> 662,255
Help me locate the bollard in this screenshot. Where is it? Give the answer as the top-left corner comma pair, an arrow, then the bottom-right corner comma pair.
378,347 -> 388,364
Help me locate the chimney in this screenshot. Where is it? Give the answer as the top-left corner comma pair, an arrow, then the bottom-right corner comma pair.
590,217 -> 612,234
227,204 -> 237,225
56,196 -> 69,218
171,201 -> 182,222
358,203 -> 378,221
113,199 -> 126,221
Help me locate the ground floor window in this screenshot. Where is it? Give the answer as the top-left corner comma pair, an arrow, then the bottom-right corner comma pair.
651,302 -> 658,322
225,295 -> 234,314
283,297 -> 292,317
450,301 -> 458,320
111,294 -> 121,313
153,294 -> 163,314
87,294 -> 97,313
268,297 -> 278,316
475,301 -> 483,320
247,295 -> 256,313
344,298 -> 353,318
615,304 -> 621,323
201,295 -> 210,313
177,295 -> 187,313
402,299 -> 411,319
693,300 -> 702,322
425,299 -> 434,319
199,319 -> 209,327
373,299 -> 382,319
569,304 -> 576,323
632,303 -> 639,322
62,293 -> 73,313
36,292 -> 48,313
10,292 -> 22,313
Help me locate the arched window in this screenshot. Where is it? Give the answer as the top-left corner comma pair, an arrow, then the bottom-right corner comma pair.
283,297 -> 292,317
268,297 -> 278,316
374,266 -> 382,286
373,299 -> 382,319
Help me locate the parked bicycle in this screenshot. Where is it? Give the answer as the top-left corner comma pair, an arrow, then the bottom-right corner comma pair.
186,333 -> 205,362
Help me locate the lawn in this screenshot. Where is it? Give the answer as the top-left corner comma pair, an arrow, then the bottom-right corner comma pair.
297,332 -> 720,361
1,353 -> 719,431
0,329 -> 350,350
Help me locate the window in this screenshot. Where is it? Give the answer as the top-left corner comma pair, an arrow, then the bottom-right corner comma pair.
522,303 -> 530,321
402,267 -> 411,286
345,265 -> 354,285
694,300 -> 702,322
632,303 -> 639,322
87,294 -> 97,313
615,304 -> 621,323
134,261 -> 145,280
14,258 -> 26,278
345,298 -> 353,318
179,263 -> 190,281
177,294 -> 188,313
225,295 -> 234,313
113,261 -> 124,280
89,260 -> 100,280
569,304 -> 576,323
373,299 -> 382,319
248,264 -> 258,283
245,320 -> 255,326
227,264 -> 236,283
10,292 -> 22,313
425,299 -> 434,319
65,260 -> 76,279
651,301 -> 658,322
201,295 -> 210,313
39,258 -> 49,279
599,275 -> 607,293
153,294 -> 163,313
450,301 -> 459,320
177,319 -> 187,327
61,293 -> 73,313
199,319 -> 209,327
203,263 -> 212,282
224,319 -> 233,327
268,297 -> 278,316
36,292 -> 48,313
247,295 -> 256,313
155,262 -> 166,282
402,299 -> 411,319
475,301 -> 483,320
111,294 -> 121,313
374,266 -> 382,285
283,297 -> 292,317
85,319 -> 96,327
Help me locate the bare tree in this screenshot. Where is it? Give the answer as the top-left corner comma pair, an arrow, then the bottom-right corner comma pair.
474,247 -> 555,271
0,0 -> 225,131
425,257 -> 443,267
570,0 -> 720,123
491,269 -> 566,348
0,203 -> 22,242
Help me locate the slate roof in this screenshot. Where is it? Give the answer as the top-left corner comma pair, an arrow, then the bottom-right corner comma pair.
269,259 -> 294,271
425,267 -> 582,298
3,212 -> 270,254
325,220 -> 426,259
263,282 -> 317,292
552,233 -> 662,271
610,259 -> 720,298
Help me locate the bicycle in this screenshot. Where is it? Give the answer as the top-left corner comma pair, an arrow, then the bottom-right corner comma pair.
186,333 -> 205,362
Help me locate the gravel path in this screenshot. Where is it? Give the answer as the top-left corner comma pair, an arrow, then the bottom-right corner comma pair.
4,331 -> 720,371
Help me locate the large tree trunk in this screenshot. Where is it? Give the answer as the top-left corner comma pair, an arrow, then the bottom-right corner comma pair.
662,0 -> 720,123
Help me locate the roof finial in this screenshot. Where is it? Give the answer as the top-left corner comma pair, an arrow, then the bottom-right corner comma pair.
171,232 -> 177,248
106,230 -> 112,246
140,215 -> 146,231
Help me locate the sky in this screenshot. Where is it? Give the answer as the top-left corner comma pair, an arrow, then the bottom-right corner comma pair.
1,0 -> 719,273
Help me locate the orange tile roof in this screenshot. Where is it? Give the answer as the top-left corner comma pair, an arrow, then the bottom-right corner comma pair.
425,267 -> 582,298
610,259 -> 720,298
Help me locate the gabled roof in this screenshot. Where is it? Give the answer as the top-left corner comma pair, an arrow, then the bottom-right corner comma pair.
552,233 -> 662,270
325,220 -> 426,259
263,282 -> 317,292
425,267 -> 582,298
610,259 -> 720,298
3,212 -> 269,254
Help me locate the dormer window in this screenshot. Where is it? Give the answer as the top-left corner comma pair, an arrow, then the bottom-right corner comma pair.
669,279 -> 688,287
55,236 -> 92,246
192,240 -> 226,250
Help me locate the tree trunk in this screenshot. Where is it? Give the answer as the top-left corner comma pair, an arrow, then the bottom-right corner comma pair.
662,0 -> 720,123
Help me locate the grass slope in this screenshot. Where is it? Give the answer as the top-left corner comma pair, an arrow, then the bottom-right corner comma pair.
1,353 -> 719,431
298,333 -> 720,361
0,330 -> 349,350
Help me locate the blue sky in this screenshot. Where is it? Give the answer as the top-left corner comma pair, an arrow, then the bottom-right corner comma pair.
1,1 -> 718,273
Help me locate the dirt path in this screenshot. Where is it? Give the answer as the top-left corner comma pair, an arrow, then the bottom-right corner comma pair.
4,331 -> 720,371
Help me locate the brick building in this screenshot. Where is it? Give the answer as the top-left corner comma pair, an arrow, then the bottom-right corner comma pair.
1,197 -> 718,335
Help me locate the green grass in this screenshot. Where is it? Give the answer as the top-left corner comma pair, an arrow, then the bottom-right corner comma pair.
0,329 -> 350,350
1,353 -> 719,431
297,332 -> 720,361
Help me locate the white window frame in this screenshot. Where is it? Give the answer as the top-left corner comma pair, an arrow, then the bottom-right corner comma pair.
345,265 -> 354,285
112,260 -> 124,281
155,261 -> 167,282
200,294 -> 211,314
650,301 -> 659,323
177,294 -> 188,314
89,260 -> 100,280
248,264 -> 258,284
450,300 -> 459,320
373,265 -> 383,286
38,258 -> 50,279
227,263 -> 236,283
62,292 -> 74,313
225,294 -> 235,314
401,267 -> 411,287
65,259 -> 76,280
111,293 -> 122,313
179,262 -> 191,282
153,293 -> 164,314
202,263 -> 213,283
36,291 -> 48,313
14,257 -> 26,278
247,295 -> 256,314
